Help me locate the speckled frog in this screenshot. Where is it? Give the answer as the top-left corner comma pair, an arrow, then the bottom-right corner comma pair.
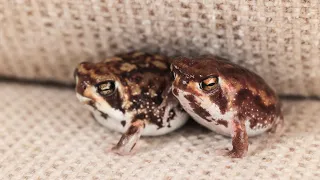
74,52 -> 189,155
171,56 -> 283,158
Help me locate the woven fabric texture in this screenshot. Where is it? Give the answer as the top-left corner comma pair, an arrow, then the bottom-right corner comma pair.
0,0 -> 320,96
0,82 -> 319,179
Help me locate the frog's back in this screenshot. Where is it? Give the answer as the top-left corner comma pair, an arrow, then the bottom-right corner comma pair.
104,51 -> 170,76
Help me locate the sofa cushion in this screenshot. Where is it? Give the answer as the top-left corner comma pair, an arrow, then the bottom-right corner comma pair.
0,82 -> 319,179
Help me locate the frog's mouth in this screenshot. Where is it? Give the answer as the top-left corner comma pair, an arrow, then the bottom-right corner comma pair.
75,83 -> 103,104
76,92 -> 92,104
75,76 -> 90,103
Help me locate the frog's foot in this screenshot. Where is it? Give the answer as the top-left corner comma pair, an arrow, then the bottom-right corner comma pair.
216,148 -> 248,158
108,120 -> 145,156
107,144 -> 139,156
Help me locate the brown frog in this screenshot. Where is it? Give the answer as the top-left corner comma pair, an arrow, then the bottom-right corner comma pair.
170,56 -> 283,158
74,52 -> 189,155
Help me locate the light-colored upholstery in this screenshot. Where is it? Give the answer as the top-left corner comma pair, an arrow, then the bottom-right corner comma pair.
0,0 -> 319,96
0,82 -> 319,179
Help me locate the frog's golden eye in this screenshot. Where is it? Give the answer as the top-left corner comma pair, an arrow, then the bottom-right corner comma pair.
96,81 -> 116,96
200,76 -> 218,91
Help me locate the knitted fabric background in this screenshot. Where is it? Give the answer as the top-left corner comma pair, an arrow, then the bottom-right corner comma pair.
0,82 -> 319,179
0,0 -> 319,96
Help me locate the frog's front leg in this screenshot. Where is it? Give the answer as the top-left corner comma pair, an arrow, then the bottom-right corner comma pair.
111,119 -> 145,155
218,119 -> 248,158
227,119 -> 248,158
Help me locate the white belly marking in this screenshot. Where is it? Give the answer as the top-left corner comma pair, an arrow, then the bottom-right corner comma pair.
76,92 -> 188,136
176,90 -> 232,136
91,106 -> 188,136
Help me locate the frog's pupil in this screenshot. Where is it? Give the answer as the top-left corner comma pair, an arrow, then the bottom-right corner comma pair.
97,81 -> 115,95
206,82 -> 215,86
100,83 -> 111,90
200,77 -> 218,91
100,89 -> 112,95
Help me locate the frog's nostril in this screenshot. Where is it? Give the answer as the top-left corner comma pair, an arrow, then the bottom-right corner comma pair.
81,80 -> 92,92
75,79 -> 90,96
81,82 -> 87,90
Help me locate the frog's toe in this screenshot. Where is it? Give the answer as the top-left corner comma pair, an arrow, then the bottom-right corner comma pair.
226,149 -> 247,158
107,144 -> 138,156
216,148 -> 247,158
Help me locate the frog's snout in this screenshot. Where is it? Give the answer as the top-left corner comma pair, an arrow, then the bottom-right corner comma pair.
76,91 -> 92,105
74,62 -> 95,100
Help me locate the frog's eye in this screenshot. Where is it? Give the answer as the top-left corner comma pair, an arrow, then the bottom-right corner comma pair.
200,76 -> 218,91
96,81 -> 116,96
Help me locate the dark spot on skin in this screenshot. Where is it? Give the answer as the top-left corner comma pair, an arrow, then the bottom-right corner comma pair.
102,90 -> 125,113
216,119 -> 228,128
209,86 -> 228,114
168,109 -> 176,121
134,113 -> 146,121
130,143 -> 137,151
94,67 -> 110,75
153,90 -> 164,105
81,62 -> 96,70
88,101 -> 109,120
121,121 -> 126,127
165,109 -> 177,128
128,96 -> 141,111
100,112 -> 109,119
184,94 -> 211,121
88,101 -> 97,110
129,74 -> 143,83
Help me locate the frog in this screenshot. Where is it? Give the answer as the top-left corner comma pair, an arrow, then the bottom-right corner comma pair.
74,52 -> 189,155
170,55 -> 284,158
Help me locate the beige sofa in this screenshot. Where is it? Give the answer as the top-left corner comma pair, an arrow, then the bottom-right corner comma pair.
0,1 -> 319,179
